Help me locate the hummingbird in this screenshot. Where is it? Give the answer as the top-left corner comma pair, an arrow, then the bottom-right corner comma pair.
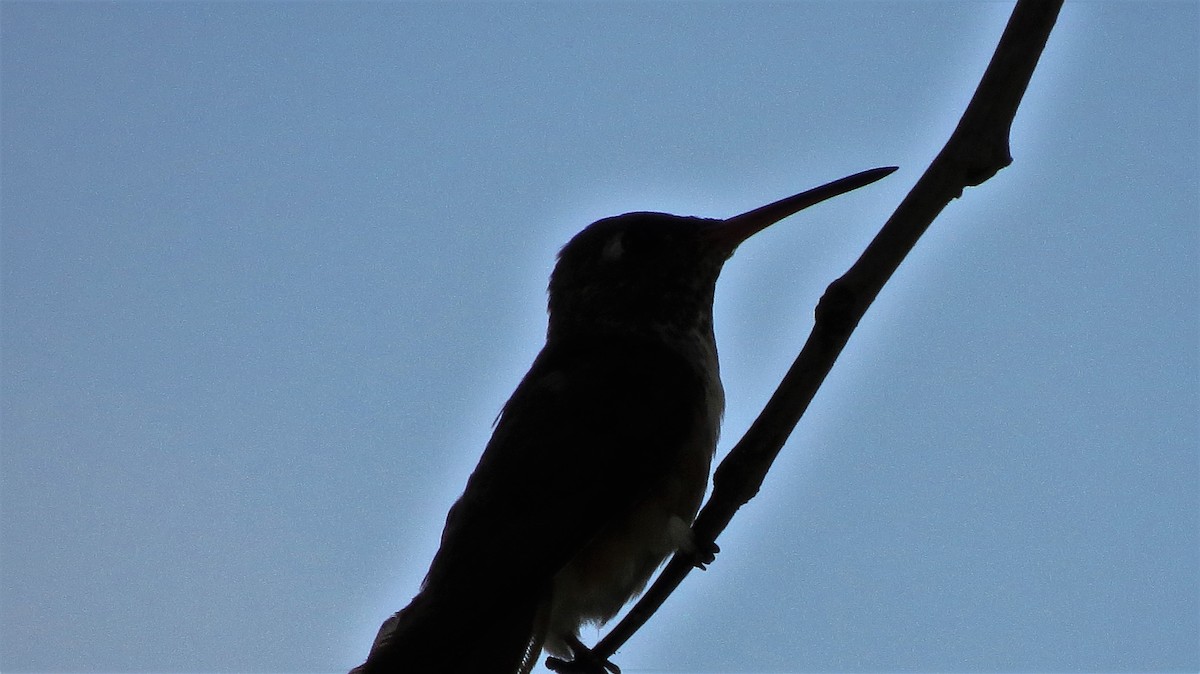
351,167 -> 896,674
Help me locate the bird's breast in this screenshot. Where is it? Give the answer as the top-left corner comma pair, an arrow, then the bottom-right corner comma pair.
543,328 -> 723,656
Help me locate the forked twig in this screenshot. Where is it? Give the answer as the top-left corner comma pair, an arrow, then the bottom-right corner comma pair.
568,0 -> 1066,667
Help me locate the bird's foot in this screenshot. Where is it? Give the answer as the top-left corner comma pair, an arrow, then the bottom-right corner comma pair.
673,520 -> 719,570
545,635 -> 620,674
690,539 -> 720,570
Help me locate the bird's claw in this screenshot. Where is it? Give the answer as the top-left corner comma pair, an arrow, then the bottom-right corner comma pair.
545,635 -> 621,674
691,539 -> 720,570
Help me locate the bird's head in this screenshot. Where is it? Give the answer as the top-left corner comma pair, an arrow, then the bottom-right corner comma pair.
545,167 -> 897,340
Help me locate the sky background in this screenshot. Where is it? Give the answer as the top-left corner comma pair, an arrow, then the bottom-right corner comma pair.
2,2 -> 1197,673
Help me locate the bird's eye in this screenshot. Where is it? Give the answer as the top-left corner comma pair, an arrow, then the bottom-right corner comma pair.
601,232 -> 624,262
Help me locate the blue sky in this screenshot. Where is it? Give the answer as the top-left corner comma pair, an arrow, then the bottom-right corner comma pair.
2,2 -> 1196,673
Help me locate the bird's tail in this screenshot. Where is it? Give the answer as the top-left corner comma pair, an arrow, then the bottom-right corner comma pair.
350,587 -> 544,674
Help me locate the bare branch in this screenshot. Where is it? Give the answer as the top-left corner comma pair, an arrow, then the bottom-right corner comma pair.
582,0 -> 1065,665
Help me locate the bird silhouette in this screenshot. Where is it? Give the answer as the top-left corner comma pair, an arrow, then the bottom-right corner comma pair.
351,167 -> 896,674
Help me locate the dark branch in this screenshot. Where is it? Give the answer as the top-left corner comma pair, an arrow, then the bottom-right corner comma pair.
577,0 -> 1065,665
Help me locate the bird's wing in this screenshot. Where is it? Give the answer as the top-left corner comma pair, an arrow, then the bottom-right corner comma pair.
427,331 -> 709,593
357,333 -> 710,674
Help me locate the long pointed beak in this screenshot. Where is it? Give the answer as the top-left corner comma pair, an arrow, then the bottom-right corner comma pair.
706,166 -> 898,250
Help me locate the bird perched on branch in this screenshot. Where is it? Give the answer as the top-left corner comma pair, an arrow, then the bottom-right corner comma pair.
351,167 -> 896,674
